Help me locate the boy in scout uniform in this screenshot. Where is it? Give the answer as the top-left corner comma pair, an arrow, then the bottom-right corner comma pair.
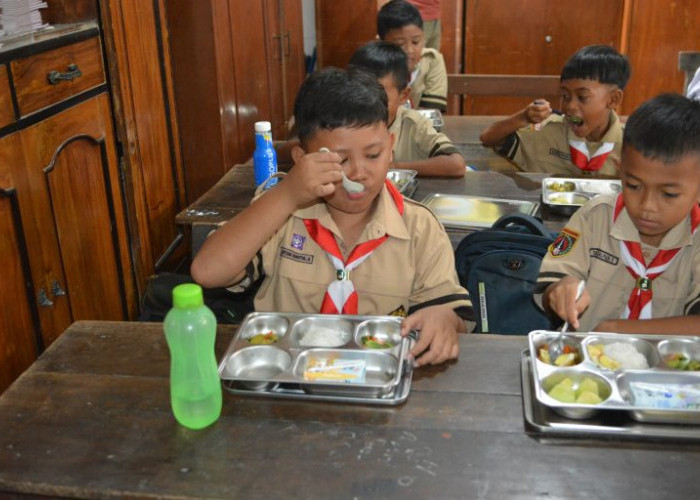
191,68 -> 473,365
480,45 -> 631,177
378,0 -> 447,112
535,94 -> 700,335
349,41 -> 464,177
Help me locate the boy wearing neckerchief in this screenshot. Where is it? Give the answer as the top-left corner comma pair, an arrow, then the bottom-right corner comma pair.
534,94 -> 700,335
191,68 -> 472,366
480,45 -> 630,177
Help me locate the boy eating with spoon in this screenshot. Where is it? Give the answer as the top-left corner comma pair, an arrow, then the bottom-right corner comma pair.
480,45 -> 630,177
535,93 -> 700,335
191,68 -> 473,365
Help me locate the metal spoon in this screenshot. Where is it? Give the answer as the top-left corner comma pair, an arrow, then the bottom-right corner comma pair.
548,279 -> 586,362
319,147 -> 365,194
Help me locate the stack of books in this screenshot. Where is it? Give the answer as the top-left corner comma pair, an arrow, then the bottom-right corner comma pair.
0,0 -> 49,40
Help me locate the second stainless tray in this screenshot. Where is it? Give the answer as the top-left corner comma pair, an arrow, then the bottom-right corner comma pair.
422,193 -> 540,229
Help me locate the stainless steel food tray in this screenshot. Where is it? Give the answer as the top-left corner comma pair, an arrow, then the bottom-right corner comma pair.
541,177 -> 621,213
387,169 -> 418,195
528,330 -> 700,424
218,312 -> 414,405
417,108 -> 444,131
521,350 -> 700,442
421,193 -> 540,229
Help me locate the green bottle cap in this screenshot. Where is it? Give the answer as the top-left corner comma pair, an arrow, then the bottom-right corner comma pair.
172,283 -> 204,308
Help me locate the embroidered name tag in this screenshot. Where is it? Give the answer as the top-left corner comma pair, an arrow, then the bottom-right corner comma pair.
280,247 -> 314,264
549,148 -> 571,161
590,248 -> 619,265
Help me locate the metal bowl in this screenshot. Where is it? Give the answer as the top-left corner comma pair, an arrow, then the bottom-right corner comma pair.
355,318 -> 402,350
224,346 -> 292,390
582,336 -> 660,370
541,369 -> 612,419
291,316 -> 353,348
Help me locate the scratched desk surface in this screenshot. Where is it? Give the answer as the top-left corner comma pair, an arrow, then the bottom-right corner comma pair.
0,320 -> 698,499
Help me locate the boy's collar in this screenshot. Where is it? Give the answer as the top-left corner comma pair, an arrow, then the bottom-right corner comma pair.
612,201 -> 697,250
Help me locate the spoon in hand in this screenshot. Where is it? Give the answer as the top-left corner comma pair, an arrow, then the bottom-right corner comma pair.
548,279 -> 586,362
319,147 -> 365,194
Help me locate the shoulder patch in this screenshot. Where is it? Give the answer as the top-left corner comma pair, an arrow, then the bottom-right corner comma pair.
549,228 -> 579,257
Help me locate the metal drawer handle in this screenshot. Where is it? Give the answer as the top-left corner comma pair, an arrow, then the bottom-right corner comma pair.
47,63 -> 82,85
51,280 -> 66,297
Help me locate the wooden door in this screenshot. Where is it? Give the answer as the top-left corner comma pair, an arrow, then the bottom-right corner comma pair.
0,133 -> 41,393
16,94 -> 135,346
622,0 -> 700,114
464,0 -> 623,114
315,0 -> 378,69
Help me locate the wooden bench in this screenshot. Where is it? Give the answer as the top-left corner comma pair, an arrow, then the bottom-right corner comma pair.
447,74 -> 561,98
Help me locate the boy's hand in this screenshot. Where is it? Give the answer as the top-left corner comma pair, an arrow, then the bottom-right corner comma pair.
286,148 -> 343,205
401,305 -> 463,366
544,276 -> 590,330
524,99 -> 553,124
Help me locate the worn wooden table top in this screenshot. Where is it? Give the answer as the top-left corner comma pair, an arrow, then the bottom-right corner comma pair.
1,321 -> 698,499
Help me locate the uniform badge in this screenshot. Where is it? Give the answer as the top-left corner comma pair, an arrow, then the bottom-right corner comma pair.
291,233 -> 306,250
549,228 -> 579,257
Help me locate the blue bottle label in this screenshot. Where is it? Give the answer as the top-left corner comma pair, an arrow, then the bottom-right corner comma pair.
254,131 -> 278,188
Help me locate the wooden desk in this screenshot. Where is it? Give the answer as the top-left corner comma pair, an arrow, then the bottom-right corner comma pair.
0,320 -> 698,499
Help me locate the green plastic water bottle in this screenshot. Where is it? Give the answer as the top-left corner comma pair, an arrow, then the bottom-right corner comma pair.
164,283 -> 222,429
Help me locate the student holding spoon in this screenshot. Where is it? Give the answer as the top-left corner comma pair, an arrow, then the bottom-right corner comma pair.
480,45 -> 630,177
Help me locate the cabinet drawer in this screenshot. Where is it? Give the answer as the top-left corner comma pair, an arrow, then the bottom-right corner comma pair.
0,65 -> 14,128
11,37 -> 105,116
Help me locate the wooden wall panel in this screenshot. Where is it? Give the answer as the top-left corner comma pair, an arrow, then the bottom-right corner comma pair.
316,0 -> 378,68
622,0 -> 700,114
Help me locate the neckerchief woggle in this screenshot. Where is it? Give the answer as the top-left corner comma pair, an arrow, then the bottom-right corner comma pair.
614,194 -> 700,319
303,180 -> 404,314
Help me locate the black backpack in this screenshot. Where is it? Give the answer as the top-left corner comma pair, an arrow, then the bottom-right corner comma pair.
455,214 -> 556,334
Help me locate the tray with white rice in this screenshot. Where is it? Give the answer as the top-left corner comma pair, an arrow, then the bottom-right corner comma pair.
527,331 -> 700,425
218,312 -> 414,405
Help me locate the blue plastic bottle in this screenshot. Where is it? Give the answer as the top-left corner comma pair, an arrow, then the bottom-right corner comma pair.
164,283 -> 222,429
253,120 -> 278,188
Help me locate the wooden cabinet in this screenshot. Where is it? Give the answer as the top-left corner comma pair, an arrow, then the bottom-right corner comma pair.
0,28 -> 137,392
165,0 -> 306,202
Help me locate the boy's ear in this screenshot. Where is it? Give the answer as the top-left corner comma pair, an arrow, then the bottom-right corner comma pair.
608,88 -> 623,109
399,86 -> 411,105
291,144 -> 306,164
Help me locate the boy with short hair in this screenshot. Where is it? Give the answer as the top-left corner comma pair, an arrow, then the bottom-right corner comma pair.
480,45 -> 631,177
191,68 -> 473,365
378,0 -> 447,112
535,93 -> 700,335
349,41 -> 464,177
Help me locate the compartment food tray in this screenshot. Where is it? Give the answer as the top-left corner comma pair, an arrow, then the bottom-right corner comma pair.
417,108 -> 444,131
541,177 -> 621,211
387,169 -> 418,194
218,312 -> 413,404
421,193 -> 540,229
528,330 -> 700,424
520,350 -> 700,442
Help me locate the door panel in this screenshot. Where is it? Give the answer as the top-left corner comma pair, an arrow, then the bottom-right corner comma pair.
45,135 -> 127,321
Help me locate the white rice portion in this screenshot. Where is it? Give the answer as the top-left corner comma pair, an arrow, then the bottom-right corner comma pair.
299,327 -> 349,347
603,342 -> 649,369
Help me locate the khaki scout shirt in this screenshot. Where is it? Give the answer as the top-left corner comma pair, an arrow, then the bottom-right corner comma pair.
535,194 -> 700,332
499,111 -> 624,177
248,185 -> 472,317
389,106 -> 460,162
409,48 -> 448,112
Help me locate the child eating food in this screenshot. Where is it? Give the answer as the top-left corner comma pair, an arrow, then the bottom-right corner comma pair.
535,93 -> 700,334
191,67 -> 473,365
480,45 -> 631,177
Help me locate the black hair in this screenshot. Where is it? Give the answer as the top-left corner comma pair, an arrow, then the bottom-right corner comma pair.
377,0 -> 423,39
561,45 -> 631,90
623,93 -> 700,164
293,67 -> 388,145
348,40 -> 410,91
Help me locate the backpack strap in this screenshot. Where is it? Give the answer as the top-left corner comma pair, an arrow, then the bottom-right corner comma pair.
492,213 -> 553,238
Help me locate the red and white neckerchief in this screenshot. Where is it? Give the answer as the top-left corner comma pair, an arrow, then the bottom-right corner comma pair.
568,139 -> 615,172
613,194 -> 700,319
303,180 -> 404,314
